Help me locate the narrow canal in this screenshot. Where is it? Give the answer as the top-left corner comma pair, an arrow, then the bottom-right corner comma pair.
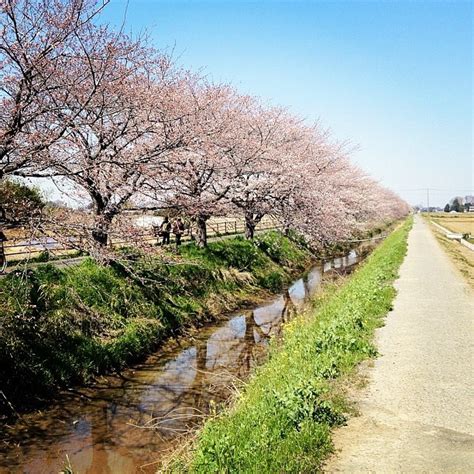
0,250 -> 362,473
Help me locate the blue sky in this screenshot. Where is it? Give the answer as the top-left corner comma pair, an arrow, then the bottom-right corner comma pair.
101,0 -> 472,206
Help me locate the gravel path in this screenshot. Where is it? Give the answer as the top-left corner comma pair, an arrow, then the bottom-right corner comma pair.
325,215 -> 474,473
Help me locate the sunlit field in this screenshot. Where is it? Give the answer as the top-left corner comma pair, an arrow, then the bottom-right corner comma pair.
430,213 -> 474,236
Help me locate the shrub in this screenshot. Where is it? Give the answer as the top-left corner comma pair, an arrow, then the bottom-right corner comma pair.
0,179 -> 44,225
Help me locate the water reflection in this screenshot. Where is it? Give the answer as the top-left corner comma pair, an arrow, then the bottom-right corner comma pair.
0,251 -> 360,474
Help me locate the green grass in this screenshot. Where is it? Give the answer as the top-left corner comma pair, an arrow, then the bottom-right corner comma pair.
0,231 -> 312,414
179,217 -> 412,473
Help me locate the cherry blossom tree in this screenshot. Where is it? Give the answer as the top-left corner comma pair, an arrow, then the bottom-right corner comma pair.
0,1 -> 410,259
0,0 -> 109,180
31,26 -> 191,258
223,105 -> 299,240
144,84 -> 408,248
144,83 -> 249,247
280,157 -> 408,248
227,111 -> 344,240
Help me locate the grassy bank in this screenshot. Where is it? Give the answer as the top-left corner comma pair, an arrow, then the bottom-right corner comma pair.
0,231 -> 312,415
178,218 -> 412,473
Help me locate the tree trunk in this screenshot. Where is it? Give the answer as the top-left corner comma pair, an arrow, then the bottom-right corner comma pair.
196,214 -> 208,248
92,217 -> 110,247
92,226 -> 109,246
91,213 -> 113,263
91,198 -> 112,248
245,213 -> 256,240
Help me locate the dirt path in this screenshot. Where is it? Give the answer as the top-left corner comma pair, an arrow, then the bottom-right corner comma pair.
325,215 -> 474,473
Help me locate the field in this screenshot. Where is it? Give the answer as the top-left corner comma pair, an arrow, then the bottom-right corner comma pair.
429,213 -> 474,236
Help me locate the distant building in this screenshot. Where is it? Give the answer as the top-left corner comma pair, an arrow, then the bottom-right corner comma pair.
421,207 -> 442,213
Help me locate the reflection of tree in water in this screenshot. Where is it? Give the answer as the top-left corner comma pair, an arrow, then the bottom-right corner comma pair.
282,288 -> 297,324
24,288 -> 303,464
72,294 -> 301,472
90,407 -> 110,468
162,303 -> 298,422
236,312 -> 267,374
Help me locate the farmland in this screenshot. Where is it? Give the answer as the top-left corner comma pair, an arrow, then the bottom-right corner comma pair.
430,213 -> 474,237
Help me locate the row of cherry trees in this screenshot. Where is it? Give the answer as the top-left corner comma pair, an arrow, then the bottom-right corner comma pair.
1,0 -> 409,258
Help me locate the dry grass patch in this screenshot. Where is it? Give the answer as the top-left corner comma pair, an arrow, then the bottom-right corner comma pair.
430,213 -> 474,236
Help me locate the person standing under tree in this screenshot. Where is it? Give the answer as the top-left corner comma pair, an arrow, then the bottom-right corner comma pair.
160,217 -> 171,245
0,228 -> 8,273
173,217 -> 185,251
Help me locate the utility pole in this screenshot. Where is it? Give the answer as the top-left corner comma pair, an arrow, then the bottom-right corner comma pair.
426,188 -> 430,210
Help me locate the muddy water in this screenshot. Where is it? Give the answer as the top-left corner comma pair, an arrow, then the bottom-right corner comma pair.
0,251 -> 360,474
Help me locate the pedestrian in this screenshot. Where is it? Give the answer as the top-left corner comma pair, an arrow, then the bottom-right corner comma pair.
159,217 -> 171,245
0,228 -> 7,273
173,217 -> 185,251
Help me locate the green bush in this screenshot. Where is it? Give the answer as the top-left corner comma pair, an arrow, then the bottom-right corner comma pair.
0,179 -> 44,225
